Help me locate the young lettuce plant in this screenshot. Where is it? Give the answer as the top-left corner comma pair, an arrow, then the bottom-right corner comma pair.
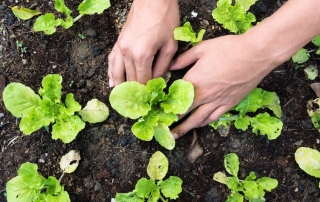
212,0 -> 257,34
174,21 -> 206,46
115,151 -> 183,201
6,150 -> 80,202
307,98 -> 320,132
295,147 -> 320,188
3,74 -> 109,143
209,88 -> 283,140
11,0 -> 111,34
109,77 -> 194,150
213,153 -> 278,201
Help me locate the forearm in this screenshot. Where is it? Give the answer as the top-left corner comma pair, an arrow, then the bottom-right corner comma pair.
245,0 -> 320,70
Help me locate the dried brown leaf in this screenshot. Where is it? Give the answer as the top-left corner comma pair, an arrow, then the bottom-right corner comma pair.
310,83 -> 320,97
186,130 -> 203,163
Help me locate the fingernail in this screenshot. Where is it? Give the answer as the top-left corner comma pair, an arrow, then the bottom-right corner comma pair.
172,133 -> 179,140
109,79 -> 114,87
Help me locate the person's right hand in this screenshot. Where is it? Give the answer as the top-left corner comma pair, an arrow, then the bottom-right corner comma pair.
108,0 -> 180,87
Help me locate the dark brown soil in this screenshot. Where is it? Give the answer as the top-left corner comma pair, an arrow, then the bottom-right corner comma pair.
1,0 -> 320,201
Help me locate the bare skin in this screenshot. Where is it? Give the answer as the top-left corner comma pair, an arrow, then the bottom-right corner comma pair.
108,0 -> 320,139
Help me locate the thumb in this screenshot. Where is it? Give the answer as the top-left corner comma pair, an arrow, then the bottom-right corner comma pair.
169,44 -> 202,71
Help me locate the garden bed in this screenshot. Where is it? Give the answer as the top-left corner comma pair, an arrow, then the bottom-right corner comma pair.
1,0 -> 320,201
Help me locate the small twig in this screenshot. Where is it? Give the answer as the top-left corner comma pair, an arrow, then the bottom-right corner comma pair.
283,98 -> 294,107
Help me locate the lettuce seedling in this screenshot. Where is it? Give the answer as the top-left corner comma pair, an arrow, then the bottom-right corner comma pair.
312,34 -> 320,55
115,151 -> 183,201
174,21 -> 206,46
212,0 -> 257,34
307,98 -> 320,132
3,74 -> 109,143
295,147 -> 320,188
6,150 -> 80,202
11,0 -> 111,34
209,88 -> 283,140
213,153 -> 278,201
109,77 -> 194,150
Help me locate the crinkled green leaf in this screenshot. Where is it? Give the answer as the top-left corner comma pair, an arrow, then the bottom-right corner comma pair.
147,151 -> 168,180
250,112 -> 283,140
62,93 -> 82,116
11,6 -> 42,20
209,112 -> 234,129
33,13 -> 61,35
234,115 -> 251,131
292,48 -> 310,64
135,178 -> 157,199
52,114 -> 85,143
146,77 -> 166,105
6,176 -> 40,202
158,176 -> 183,199
115,191 -> 143,202
235,88 -> 262,114
240,181 -> 259,199
236,0 -> 257,11
236,12 -> 256,33
259,90 -> 282,118
225,153 -> 240,177
312,35 -> 320,47
78,0 -> 111,15
132,110 -> 159,141
213,172 -> 229,185
110,81 -> 151,119
45,188 -> 70,202
45,176 -> 62,195
79,98 -> 109,123
18,162 -> 46,189
174,22 -> 205,45
156,110 -> 178,126
3,82 -> 41,118
227,191 -> 243,202
55,0 -> 72,16
226,176 -> 240,190
256,177 -> 278,192
153,123 -> 175,150
161,79 -> 194,114
295,147 -> 320,178
38,74 -> 62,103
304,65 -> 318,80
245,171 -> 256,181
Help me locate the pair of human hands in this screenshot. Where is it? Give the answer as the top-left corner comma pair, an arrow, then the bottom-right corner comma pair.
108,0 -> 271,138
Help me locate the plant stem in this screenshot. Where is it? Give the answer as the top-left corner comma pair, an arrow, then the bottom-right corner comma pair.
218,115 -> 239,122
58,171 -> 65,183
73,14 -> 83,23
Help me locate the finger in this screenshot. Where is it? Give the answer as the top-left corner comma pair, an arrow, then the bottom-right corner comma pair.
152,42 -> 177,78
134,54 -> 153,84
108,48 -> 125,86
123,57 -> 137,81
171,103 -> 215,139
200,105 -> 231,126
169,44 -> 202,71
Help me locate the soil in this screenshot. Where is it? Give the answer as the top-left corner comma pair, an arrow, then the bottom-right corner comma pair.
1,0 -> 320,201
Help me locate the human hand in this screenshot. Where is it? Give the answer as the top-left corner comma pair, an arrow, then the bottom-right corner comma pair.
108,0 -> 180,87
169,34 -> 277,139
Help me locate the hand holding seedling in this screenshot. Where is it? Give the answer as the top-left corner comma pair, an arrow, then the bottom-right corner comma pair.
107,0 -> 180,86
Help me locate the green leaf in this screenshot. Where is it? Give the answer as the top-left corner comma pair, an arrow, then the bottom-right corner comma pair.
18,162 -> 46,189
291,48 -> 310,64
55,0 -> 72,16
256,177 -> 278,192
10,6 -> 42,20
161,79 -> 194,114
146,77 -> 166,105
135,178 -> 157,199
156,110 -> 178,126
158,176 -> 183,199
45,176 -> 62,195
132,110 -> 158,141
38,74 -> 62,103
234,115 -> 251,131
115,191 -> 144,202
62,93 -> 82,116
213,172 -> 229,185
312,35 -> 320,47
79,98 -> 109,123
209,112 -> 234,129
260,90 -> 282,118
173,22 -> 205,45
226,191 -> 243,202
304,65 -> 318,80
250,112 -> 283,140
78,0 -> 111,15
153,123 -> 176,150
224,153 -> 240,177
52,114 -> 85,143
147,151 -> 169,180
109,81 -> 151,119
240,181 -> 259,199
33,13 -> 62,35
236,0 -> 258,11
226,176 -> 240,190
6,176 -> 40,202
295,147 -> 320,178
235,88 -> 262,114
244,171 -> 256,181
3,82 -> 41,118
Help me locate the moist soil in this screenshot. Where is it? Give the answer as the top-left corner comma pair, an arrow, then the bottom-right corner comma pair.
1,0 -> 320,201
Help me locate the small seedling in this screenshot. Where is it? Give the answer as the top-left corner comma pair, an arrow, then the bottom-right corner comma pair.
78,33 -> 85,39
307,98 -> 320,132
109,77 -> 194,150
291,48 -> 310,69
304,65 -> 318,80
3,74 -> 109,143
16,40 -> 27,53
212,0 -> 257,34
6,150 -> 80,202
11,0 -> 111,35
209,88 -> 283,140
115,151 -> 183,201
213,153 -> 278,201
312,34 -> 320,55
295,147 -> 320,188
174,21 -> 205,46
